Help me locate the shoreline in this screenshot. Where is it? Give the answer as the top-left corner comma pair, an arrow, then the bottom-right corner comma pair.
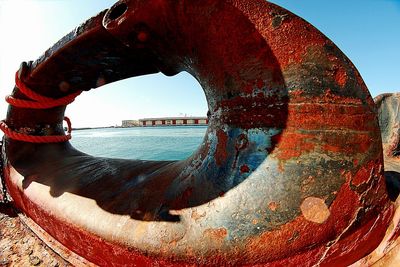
72,125 -> 209,131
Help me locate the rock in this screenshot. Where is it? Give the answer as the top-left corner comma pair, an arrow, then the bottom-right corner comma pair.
375,93 -> 400,201
0,258 -> 9,266
29,255 -> 41,266
375,93 -> 400,157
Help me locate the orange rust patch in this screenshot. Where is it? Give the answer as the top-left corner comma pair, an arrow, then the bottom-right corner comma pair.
286,103 -> 376,132
273,131 -> 315,161
191,210 -> 206,221
203,228 -> 228,241
335,66 -> 348,87
268,201 -> 279,211
320,133 -> 373,155
300,197 -> 330,224
323,144 -> 342,153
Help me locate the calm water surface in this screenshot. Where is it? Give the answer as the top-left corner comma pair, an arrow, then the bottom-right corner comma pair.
70,126 -> 207,161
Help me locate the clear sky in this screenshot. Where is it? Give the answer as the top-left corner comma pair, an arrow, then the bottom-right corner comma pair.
0,0 -> 399,128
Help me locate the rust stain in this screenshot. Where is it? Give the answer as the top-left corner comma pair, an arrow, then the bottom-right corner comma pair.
300,197 -> 330,224
286,102 -> 376,132
191,209 -> 206,221
203,228 -> 228,243
215,130 -> 228,166
273,131 -> 315,161
320,133 -> 373,155
334,66 -> 348,87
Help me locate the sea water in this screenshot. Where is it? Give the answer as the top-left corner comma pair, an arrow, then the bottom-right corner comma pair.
70,126 -> 207,161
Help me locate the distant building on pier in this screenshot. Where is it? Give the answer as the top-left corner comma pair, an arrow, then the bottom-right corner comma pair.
138,117 -> 208,127
121,120 -> 139,127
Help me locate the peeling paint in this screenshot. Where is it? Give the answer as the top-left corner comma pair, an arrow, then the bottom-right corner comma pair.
300,197 -> 331,224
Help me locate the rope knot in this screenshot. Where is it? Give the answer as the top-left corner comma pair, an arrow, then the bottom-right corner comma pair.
0,71 -> 81,143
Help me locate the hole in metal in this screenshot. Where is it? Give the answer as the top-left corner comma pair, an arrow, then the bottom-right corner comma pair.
108,3 -> 128,20
69,72 -> 208,161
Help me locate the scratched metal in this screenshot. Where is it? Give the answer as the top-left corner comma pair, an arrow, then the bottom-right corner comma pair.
3,0 -> 393,266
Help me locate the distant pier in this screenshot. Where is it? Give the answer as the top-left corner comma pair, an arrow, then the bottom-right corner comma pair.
122,117 -> 208,127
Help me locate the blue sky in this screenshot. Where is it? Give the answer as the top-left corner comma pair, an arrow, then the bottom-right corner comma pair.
0,0 -> 399,127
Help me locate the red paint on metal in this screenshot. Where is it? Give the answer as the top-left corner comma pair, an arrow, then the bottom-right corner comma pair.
240,164 -> 250,173
273,131 -> 315,161
256,79 -> 264,89
320,133 -> 374,155
137,31 -> 148,43
352,161 -> 377,187
231,1 -> 327,70
335,66 -> 348,87
215,130 -> 228,166
286,102 -> 377,132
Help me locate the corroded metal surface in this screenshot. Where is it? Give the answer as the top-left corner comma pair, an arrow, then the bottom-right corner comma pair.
352,158 -> 400,267
2,0 -> 393,266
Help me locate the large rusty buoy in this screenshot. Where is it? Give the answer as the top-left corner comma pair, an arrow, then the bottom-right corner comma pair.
0,0 -> 393,266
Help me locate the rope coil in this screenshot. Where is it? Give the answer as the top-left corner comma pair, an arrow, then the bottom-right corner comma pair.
0,71 -> 81,143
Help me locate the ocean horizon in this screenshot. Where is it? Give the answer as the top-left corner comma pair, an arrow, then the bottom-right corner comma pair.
70,126 -> 207,161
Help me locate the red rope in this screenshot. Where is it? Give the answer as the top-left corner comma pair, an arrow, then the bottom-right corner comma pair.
0,71 -> 81,143
0,117 -> 72,143
7,72 -> 82,109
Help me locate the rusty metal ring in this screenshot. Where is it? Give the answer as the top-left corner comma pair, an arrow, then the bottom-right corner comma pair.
2,0 -> 393,266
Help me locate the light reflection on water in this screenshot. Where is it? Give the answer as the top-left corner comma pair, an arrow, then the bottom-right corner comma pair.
70,126 -> 208,161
